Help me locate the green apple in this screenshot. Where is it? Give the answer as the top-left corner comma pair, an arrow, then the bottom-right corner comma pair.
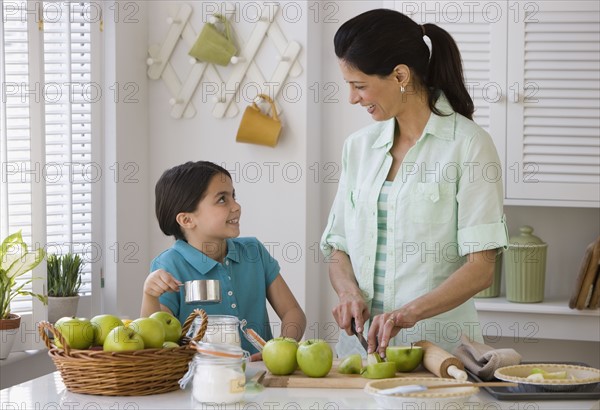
54,317 -> 94,349
361,361 -> 397,379
103,325 -> 145,352
262,337 -> 299,375
338,354 -> 362,374
90,314 -> 124,346
386,345 -> 424,372
296,339 -> 333,378
162,341 -> 180,349
149,311 -> 182,343
130,317 -> 165,348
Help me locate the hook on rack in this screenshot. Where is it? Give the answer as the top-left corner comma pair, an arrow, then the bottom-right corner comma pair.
166,17 -> 182,25
147,57 -> 161,66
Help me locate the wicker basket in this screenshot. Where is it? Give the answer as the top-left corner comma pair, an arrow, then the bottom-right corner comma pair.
38,309 -> 208,396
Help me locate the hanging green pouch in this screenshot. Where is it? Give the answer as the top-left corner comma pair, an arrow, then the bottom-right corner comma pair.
188,14 -> 237,66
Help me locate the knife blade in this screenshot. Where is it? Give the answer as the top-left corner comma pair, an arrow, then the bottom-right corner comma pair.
350,318 -> 369,352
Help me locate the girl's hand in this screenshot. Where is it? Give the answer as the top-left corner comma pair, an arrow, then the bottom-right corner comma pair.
368,309 -> 417,356
332,294 -> 370,336
143,269 -> 182,298
248,352 -> 263,362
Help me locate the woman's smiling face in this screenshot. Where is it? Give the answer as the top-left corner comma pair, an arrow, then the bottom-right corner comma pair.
338,60 -> 402,121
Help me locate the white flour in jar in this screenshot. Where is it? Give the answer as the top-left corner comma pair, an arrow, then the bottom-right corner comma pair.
203,316 -> 241,346
192,363 -> 245,404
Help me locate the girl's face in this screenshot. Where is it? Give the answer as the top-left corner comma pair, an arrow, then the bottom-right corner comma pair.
338,60 -> 402,121
185,173 -> 241,244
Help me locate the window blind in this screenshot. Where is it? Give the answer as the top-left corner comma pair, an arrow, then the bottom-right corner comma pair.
1,0 -> 35,313
1,1 -> 97,315
43,1 -> 94,295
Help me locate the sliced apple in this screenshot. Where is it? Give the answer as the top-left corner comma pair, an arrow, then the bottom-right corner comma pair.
338,354 -> 362,374
530,368 -> 568,380
361,362 -> 397,379
366,352 -> 383,365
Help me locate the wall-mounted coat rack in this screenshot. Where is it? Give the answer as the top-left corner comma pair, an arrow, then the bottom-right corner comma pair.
147,2 -> 303,119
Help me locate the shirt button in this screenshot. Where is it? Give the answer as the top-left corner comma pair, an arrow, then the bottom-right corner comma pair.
227,290 -> 233,296
231,303 -> 237,309
225,260 -> 229,265
228,276 -> 231,280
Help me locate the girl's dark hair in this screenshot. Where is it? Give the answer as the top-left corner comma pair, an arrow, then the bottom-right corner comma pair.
334,9 -> 474,120
155,161 -> 232,241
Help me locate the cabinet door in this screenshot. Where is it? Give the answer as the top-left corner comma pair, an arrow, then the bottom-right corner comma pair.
396,0 -> 508,192
506,1 -> 600,206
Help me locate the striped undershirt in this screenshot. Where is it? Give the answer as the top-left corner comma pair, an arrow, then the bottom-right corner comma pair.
371,181 -> 392,318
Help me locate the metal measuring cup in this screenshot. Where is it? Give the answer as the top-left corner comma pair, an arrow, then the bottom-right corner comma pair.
179,280 -> 221,305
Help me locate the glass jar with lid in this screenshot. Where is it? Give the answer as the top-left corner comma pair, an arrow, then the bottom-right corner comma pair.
189,342 -> 248,404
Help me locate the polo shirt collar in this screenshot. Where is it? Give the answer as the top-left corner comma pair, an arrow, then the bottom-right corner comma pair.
173,239 -> 239,275
371,92 -> 456,149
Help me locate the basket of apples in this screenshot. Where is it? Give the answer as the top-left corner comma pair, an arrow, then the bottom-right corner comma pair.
37,309 -> 208,396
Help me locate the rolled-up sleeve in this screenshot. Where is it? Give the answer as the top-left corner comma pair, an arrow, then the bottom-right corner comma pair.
321,142 -> 350,257
456,130 -> 509,256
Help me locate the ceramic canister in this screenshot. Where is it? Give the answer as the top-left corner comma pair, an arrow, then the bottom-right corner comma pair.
474,252 -> 503,298
504,226 -> 548,303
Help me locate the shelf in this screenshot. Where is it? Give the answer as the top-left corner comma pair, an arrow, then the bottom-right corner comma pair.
475,297 -> 600,317
474,297 -> 600,342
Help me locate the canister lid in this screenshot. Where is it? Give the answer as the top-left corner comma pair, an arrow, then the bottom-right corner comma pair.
509,225 -> 545,246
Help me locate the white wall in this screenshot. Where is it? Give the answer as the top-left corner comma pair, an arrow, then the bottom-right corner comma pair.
146,1 -> 315,330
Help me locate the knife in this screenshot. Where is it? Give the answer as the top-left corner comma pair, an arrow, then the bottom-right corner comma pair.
350,318 -> 370,353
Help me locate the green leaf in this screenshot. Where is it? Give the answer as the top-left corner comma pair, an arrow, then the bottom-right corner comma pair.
0,231 -> 46,318
5,248 -> 44,279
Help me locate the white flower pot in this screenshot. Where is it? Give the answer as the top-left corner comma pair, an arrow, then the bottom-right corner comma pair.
47,296 -> 80,323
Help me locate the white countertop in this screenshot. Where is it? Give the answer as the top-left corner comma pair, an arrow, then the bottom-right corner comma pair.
1,364 -> 598,410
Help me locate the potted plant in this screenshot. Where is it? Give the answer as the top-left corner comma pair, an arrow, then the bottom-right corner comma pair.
47,252 -> 83,323
0,231 -> 46,359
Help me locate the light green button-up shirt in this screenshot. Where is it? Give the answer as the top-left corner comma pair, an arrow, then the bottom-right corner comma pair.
321,94 -> 509,354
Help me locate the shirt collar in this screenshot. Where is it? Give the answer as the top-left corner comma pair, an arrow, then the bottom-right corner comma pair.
173,239 -> 240,275
371,92 -> 456,149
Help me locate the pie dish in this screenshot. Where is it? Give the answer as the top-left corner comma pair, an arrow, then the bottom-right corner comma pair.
494,364 -> 600,392
364,377 -> 479,408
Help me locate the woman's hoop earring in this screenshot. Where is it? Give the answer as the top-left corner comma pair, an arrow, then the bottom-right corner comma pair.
400,85 -> 406,93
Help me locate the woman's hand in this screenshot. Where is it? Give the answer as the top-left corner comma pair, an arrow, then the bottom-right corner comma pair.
143,269 -> 182,298
368,308 -> 418,356
332,293 -> 370,336
328,250 -> 370,335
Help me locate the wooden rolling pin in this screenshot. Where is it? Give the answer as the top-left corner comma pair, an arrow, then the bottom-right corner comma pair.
415,340 -> 468,381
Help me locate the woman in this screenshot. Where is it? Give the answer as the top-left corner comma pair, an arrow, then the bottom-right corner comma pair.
320,9 -> 508,357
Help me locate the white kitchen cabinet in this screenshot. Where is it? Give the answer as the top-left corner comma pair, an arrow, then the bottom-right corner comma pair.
394,1 -> 600,340
397,0 -> 600,207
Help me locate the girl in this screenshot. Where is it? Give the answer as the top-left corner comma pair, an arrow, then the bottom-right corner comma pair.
141,161 -> 306,358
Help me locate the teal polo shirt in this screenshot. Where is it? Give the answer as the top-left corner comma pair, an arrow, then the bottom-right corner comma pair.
153,237 -> 280,354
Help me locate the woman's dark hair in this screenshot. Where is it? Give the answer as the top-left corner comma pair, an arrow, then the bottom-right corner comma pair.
334,9 -> 474,120
155,161 -> 232,241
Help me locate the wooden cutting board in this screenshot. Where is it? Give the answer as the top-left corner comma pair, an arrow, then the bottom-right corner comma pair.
260,360 -> 436,389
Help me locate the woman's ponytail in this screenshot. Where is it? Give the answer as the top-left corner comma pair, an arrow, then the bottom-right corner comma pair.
422,23 -> 474,120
